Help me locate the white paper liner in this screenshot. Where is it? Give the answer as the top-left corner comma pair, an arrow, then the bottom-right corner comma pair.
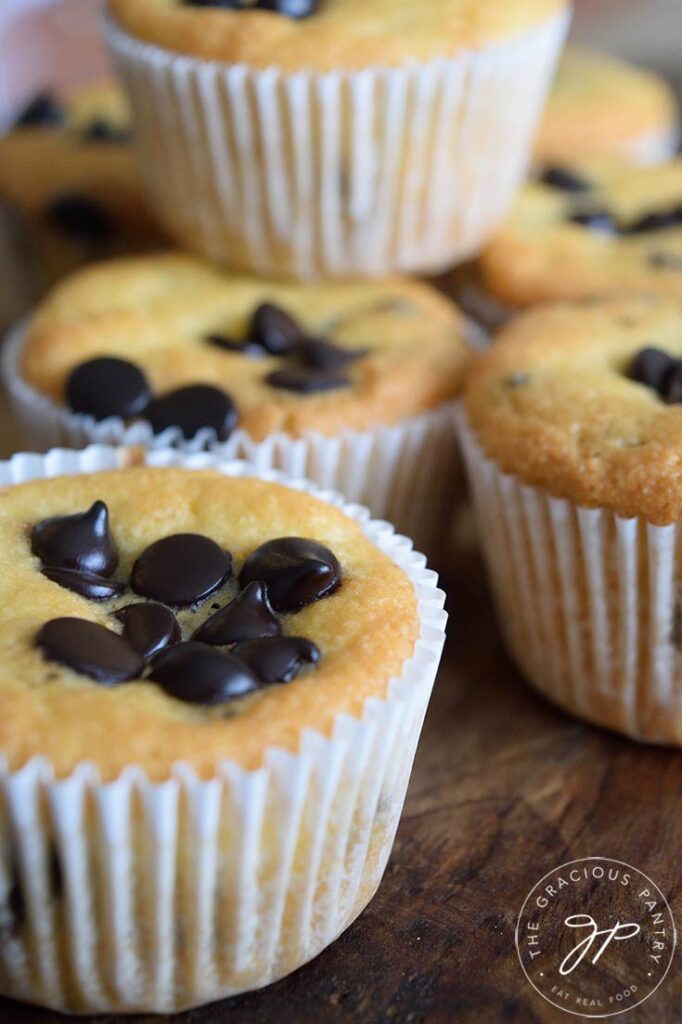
104,11 -> 569,279
0,445 -> 447,1013
457,407 -> 682,746
619,122 -> 681,166
2,319 -> 460,558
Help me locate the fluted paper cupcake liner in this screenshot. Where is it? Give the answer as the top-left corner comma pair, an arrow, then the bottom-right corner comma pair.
2,319 -> 460,558
0,445 -> 447,1013
457,407 -> 682,745
105,11 -> 568,279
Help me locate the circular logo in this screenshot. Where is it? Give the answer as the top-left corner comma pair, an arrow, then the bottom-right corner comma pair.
516,857 -> 676,1018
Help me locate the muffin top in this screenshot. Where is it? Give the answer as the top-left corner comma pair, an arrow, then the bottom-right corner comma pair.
0,465 -> 419,780
464,297 -> 682,523
108,0 -> 567,73
535,48 -> 679,165
0,80 -> 158,247
478,158 -> 682,309
22,252 -> 469,441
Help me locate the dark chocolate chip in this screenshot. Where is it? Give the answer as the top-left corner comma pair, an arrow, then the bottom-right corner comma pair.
41,566 -> 125,602
66,357 -> 152,422
629,347 -> 676,393
300,338 -> 369,370
205,333 -> 265,358
240,537 -> 341,613
131,534 -> 232,608
540,167 -> 591,193
32,501 -> 118,576
14,91 -> 65,129
194,580 -> 280,645
116,602 -> 181,660
37,617 -> 144,684
232,636 -> 320,683
663,362 -> 682,404
44,193 -> 116,243
625,205 -> 682,235
266,367 -> 351,393
568,210 -> 617,233
147,385 -> 238,441
80,119 -> 132,144
149,641 -> 259,705
251,303 -> 306,355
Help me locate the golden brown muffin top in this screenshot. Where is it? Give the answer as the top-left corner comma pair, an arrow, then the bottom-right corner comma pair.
535,48 -> 679,165
108,0 -> 567,73
464,297 -> 682,524
478,158 -> 682,309
23,252 -> 470,440
0,466 -> 420,780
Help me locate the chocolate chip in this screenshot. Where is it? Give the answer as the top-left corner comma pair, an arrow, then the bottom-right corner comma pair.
147,385 -> 238,441
149,642 -> 260,705
258,0 -> 319,16
629,347 -> 676,393
44,193 -> 115,243
41,566 -> 125,601
37,617 -> 143,685
194,580 -> 280,645
300,338 -> 369,370
132,534 -> 232,608
205,333 -> 265,358
233,636 -> 320,683
266,367 -> 351,393
240,537 -> 341,613
116,602 -> 181,660
251,303 -> 306,355
540,167 -> 591,193
568,210 -> 617,233
80,119 -> 131,144
663,363 -> 682,404
14,91 -> 65,129
625,205 -> 682,234
32,501 -> 118,576
66,357 -> 152,422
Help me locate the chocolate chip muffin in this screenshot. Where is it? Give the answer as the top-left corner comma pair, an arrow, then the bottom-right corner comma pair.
478,158 -> 682,312
105,0 -> 568,277
0,449 -> 446,1012
0,79 -> 163,328
6,251 -> 470,554
535,48 -> 680,166
459,296 -> 682,744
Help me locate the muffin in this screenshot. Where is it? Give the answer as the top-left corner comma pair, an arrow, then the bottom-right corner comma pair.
0,79 -> 163,330
4,251 -> 470,553
476,157 -> 682,317
105,0 -> 569,278
458,296 -> 682,744
535,48 -> 680,167
0,445 -> 446,1013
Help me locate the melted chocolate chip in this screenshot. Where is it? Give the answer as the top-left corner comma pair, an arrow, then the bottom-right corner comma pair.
41,566 -> 125,601
300,338 -> 368,370
625,204 -> 682,234
233,636 -> 320,683
266,367 -> 351,393
568,210 -> 617,233
66,357 -> 152,422
37,617 -> 143,684
251,303 -> 306,355
81,119 -> 131,144
147,385 -> 238,441
629,347 -> 675,393
132,534 -> 232,608
240,537 -> 341,613
150,641 -> 259,705
205,333 -> 264,358
44,193 -> 115,243
32,501 -> 118,576
194,580 -> 280,645
116,602 -> 181,660
14,92 -> 64,129
540,167 -> 591,193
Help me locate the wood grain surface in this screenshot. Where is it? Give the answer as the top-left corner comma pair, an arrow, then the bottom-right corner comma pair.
0,383 -> 680,1022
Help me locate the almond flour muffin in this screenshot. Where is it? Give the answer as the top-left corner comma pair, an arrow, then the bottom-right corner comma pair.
105,0 -> 568,277
458,296 -> 682,744
5,251 -> 471,553
0,79 -> 163,329
535,48 -> 680,166
0,448 -> 446,1013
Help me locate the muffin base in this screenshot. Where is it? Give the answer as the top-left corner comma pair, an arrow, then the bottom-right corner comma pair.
0,445 -> 446,1014
457,407 -> 682,745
